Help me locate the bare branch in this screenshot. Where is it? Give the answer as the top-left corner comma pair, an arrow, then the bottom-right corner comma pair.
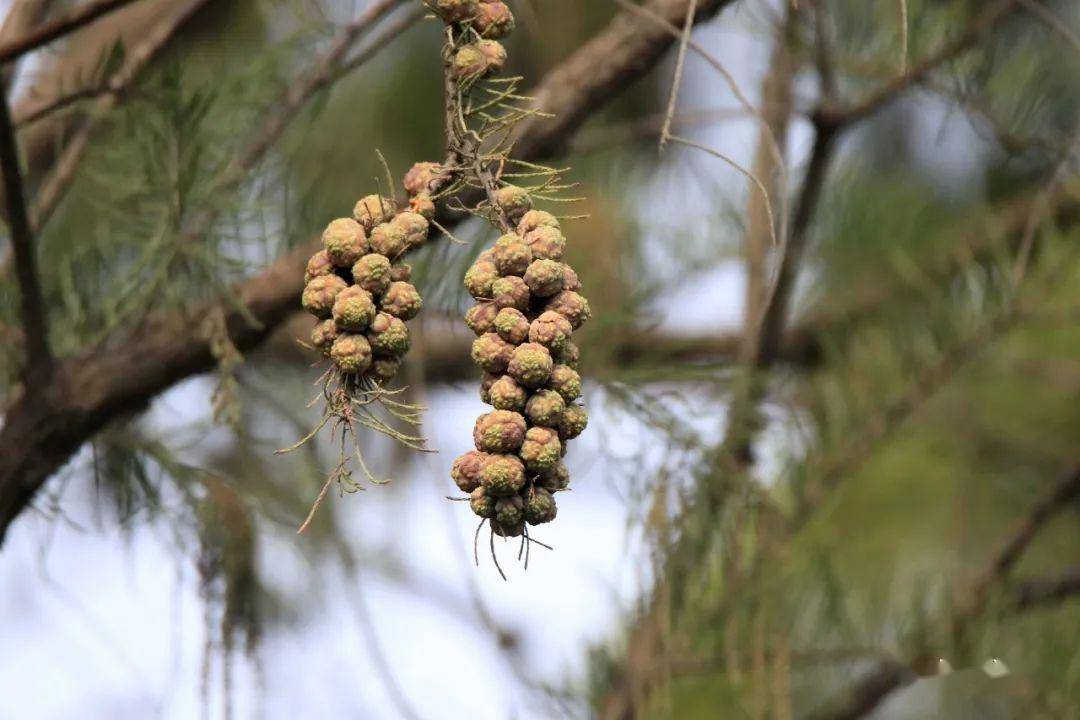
0,92 -> 51,383
819,0 -> 1022,126
0,0 -> 148,64
1011,567 -> 1080,611
667,133 -> 778,251
658,0 -> 697,150
971,465 -> 1080,602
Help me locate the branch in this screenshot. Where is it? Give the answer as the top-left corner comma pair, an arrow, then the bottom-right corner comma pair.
810,464 -> 1080,720
27,0 -> 217,233
804,658 -> 917,720
263,311 -> 800,382
0,0 -> 742,544
0,0 -> 223,231
818,0 -> 1022,127
1010,567 -> 1080,611
0,0 -> 221,280
511,0 -> 738,162
971,465 -> 1080,603
214,0 -> 410,196
0,0 -> 148,64
0,91 -> 51,383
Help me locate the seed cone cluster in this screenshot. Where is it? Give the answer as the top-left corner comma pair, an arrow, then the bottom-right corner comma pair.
301,194 -> 430,382
428,1 -> 513,79
452,207 -> 591,537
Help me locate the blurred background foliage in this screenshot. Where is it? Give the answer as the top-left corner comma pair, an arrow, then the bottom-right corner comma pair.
0,0 -> 1078,718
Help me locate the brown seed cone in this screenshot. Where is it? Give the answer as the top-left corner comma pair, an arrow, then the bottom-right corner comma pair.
452,450 -> 488,493
471,333 -> 515,373
493,307 -> 530,345
491,275 -> 530,312
403,161 -> 446,196
473,410 -> 527,454
465,303 -> 499,336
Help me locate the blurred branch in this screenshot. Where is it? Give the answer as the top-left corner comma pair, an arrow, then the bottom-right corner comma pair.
969,465 -> 1080,607
1018,0 -> 1080,56
0,92 -> 51,384
0,0 -> 221,277
811,463 -> 1080,720
0,0 -> 743,544
0,0 -> 416,277
811,0 -> 836,102
817,0 -> 1022,127
742,6 -> 794,351
922,78 -> 1073,155
0,0 -> 147,64
351,586 -> 425,720
26,0 -> 215,233
1010,567 -> 1080,611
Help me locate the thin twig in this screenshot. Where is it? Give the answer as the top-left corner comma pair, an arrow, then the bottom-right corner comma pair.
613,0 -> 789,235
0,0 -> 149,64
658,0 -> 697,151
667,133 -> 778,250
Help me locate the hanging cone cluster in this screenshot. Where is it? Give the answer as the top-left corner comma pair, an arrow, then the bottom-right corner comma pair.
301,193 -> 431,383
452,204 -> 591,537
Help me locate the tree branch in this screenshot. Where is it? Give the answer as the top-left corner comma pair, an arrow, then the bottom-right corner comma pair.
0,0 -> 148,64
1010,567 -> 1080,611
970,464 -> 1080,605
0,0 -> 222,279
0,0 -> 741,544
27,0 -> 219,233
0,0 -> 223,230
511,0 -> 738,162
817,0 -> 1022,127
0,91 -> 51,384
810,464 -> 1080,720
